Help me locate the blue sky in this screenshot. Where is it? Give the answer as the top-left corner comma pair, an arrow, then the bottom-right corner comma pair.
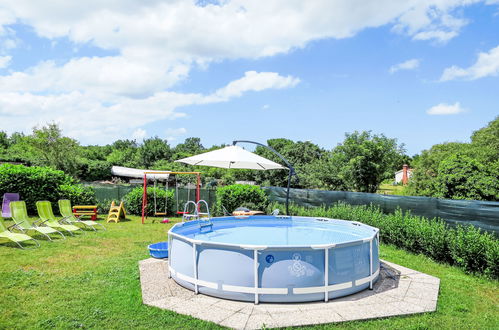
0,1 -> 498,155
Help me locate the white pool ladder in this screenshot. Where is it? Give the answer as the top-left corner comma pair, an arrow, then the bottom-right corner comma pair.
182,201 -> 198,222
181,200 -> 213,232
196,200 -> 213,232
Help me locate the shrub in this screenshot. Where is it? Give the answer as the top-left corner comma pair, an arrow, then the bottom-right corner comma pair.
215,184 -> 268,215
96,198 -> 115,214
124,186 -> 174,216
58,184 -> 97,207
448,225 -> 496,276
0,164 -> 96,214
266,201 -> 498,279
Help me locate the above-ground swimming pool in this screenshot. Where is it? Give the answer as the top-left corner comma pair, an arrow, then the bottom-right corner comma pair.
168,215 -> 379,303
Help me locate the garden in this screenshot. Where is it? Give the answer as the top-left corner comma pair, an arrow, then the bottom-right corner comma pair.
0,117 -> 498,328
1,214 -> 497,329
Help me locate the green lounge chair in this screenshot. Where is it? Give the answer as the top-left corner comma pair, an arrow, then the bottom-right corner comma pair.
58,199 -> 105,231
10,201 -> 65,240
36,201 -> 81,236
0,216 -> 39,249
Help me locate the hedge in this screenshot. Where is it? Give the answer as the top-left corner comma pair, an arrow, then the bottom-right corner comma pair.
215,184 -> 268,215
0,164 -> 96,214
267,201 -> 498,279
124,186 -> 174,216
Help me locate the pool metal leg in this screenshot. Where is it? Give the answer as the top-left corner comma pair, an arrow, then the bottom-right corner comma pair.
193,243 -> 198,294
369,239 -> 373,290
168,234 -> 172,279
254,249 -> 259,304
324,248 -> 329,302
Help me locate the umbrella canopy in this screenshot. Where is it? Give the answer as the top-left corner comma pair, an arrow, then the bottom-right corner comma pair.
175,145 -> 286,170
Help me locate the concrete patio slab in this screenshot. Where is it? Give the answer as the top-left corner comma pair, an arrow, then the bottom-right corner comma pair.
139,258 -> 439,329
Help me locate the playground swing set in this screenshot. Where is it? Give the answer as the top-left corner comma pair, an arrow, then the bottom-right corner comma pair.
141,171 -> 201,224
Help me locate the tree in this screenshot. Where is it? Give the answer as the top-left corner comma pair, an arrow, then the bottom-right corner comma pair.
329,131 -> 406,193
434,153 -> 498,200
106,148 -> 139,168
80,145 -> 113,161
302,152 -> 349,190
409,117 -> 499,201
112,139 -> 138,150
253,139 -> 326,188
172,137 -> 204,160
408,142 -> 467,197
8,132 -> 25,145
471,115 -> 499,152
26,123 -> 81,176
138,137 -> 171,168
0,131 -> 8,149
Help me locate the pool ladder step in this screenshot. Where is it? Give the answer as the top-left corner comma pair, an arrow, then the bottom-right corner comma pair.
196,200 -> 213,232
199,221 -> 213,232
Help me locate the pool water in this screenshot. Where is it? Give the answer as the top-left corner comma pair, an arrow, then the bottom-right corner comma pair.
191,222 -> 372,246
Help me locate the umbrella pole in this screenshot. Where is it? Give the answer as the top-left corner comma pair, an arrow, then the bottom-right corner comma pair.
233,140 -> 297,216
286,169 -> 291,215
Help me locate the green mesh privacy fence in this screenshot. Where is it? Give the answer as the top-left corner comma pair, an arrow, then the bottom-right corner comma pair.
86,183 -> 217,213
85,183 -> 498,233
84,183 -> 136,202
264,187 -> 499,233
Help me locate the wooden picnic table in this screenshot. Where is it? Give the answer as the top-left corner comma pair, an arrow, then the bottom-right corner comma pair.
72,205 -> 98,221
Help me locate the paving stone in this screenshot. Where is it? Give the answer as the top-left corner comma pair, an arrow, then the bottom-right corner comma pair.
391,300 -> 428,314
190,294 -> 220,306
150,296 -> 188,310
189,306 -> 238,324
220,312 -> 251,329
253,304 -> 305,314
237,305 -> 255,315
333,304 -> 380,322
406,273 -> 440,283
423,300 -> 438,312
276,308 -> 344,327
245,313 -> 276,329
139,258 -> 440,328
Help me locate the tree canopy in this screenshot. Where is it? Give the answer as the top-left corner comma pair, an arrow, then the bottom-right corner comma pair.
408,116 -> 499,201
0,116 -> 497,201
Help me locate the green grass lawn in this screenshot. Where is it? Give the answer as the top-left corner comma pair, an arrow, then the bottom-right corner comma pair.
1,215 -> 497,329
377,184 -> 409,196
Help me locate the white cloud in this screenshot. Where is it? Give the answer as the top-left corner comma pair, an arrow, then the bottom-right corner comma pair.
0,1 -> 494,143
212,71 -> 300,101
389,58 -> 420,74
413,30 -> 458,43
262,104 -> 270,110
0,1 -> 489,61
0,71 -> 297,144
0,56 -> 11,68
132,128 -> 146,141
393,2 -> 477,43
426,102 -> 466,115
440,45 -> 499,81
0,56 -> 190,98
165,127 -> 187,142
165,127 -> 187,136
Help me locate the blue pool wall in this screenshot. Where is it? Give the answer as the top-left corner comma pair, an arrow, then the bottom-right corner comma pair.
169,216 -> 379,303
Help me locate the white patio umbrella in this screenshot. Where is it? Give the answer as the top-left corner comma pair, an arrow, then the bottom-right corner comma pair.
175,142 -> 297,215
175,145 -> 286,170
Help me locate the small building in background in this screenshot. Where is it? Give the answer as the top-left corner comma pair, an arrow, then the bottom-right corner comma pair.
394,164 -> 412,184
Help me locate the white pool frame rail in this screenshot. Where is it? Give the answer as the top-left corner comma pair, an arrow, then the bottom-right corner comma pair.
168,217 -> 380,305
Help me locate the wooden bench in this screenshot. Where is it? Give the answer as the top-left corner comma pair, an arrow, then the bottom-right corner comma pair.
72,205 -> 98,220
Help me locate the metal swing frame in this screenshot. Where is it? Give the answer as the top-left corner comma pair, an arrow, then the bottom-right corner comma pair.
141,171 -> 201,224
